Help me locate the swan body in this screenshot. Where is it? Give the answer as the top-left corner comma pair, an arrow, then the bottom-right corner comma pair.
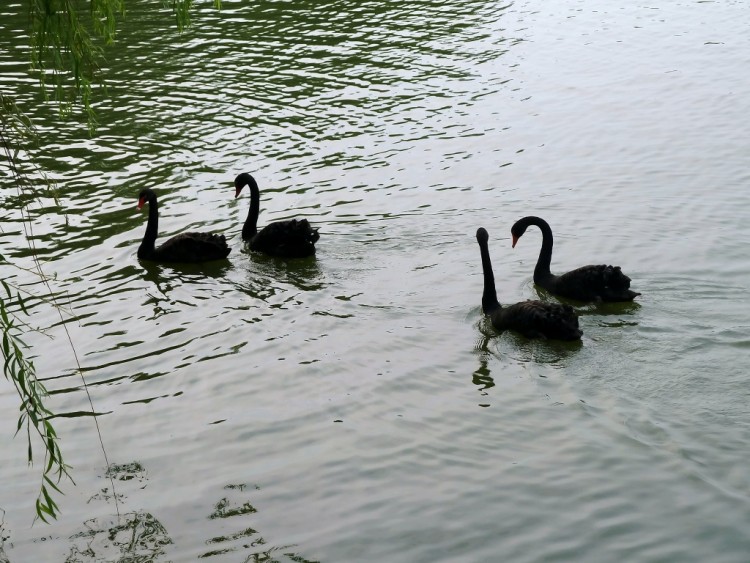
137,189 -> 230,263
234,173 -> 319,258
477,227 -> 582,340
511,216 -> 640,303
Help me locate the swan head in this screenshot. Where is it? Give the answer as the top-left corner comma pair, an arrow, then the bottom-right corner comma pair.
234,173 -> 258,198
137,188 -> 156,210
511,216 -> 548,248
476,227 -> 489,244
510,220 -> 529,248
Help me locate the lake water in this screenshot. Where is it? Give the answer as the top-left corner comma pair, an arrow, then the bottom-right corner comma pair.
1,0 -> 749,561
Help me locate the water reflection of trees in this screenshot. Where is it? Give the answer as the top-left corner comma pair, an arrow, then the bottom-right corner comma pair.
66,510 -> 172,563
0,510 -> 9,563
201,483 -> 319,562
61,463 -> 318,562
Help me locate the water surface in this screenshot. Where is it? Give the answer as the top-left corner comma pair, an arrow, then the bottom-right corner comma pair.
1,1 -> 749,561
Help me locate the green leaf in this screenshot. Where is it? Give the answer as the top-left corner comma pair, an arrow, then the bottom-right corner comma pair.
4,354 -> 13,379
1,332 -> 10,357
35,498 -> 54,523
44,475 -> 64,494
42,485 -> 58,513
17,292 -> 29,315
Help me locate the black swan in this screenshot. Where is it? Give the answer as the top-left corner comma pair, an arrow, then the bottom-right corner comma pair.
477,227 -> 582,340
234,172 -> 319,258
511,216 -> 640,303
137,189 -> 230,263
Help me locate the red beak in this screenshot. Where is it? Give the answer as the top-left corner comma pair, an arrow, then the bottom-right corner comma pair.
137,198 -> 145,210
511,234 -> 518,248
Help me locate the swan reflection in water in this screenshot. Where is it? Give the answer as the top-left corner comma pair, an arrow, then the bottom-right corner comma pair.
472,334 -> 496,407
238,249 -> 326,302
140,259 -> 234,316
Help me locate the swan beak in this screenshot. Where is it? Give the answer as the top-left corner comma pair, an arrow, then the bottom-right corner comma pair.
234,188 -> 242,199
137,198 -> 145,210
511,234 -> 518,248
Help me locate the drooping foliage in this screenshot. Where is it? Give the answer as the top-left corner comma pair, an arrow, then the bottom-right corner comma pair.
1,0 -> 220,524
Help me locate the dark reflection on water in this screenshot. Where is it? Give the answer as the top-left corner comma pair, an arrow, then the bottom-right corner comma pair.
238,250 -> 325,296
476,315 -> 584,367
468,312 -> 585,411
503,333 -> 583,366
141,259 -> 234,294
64,464 -> 169,562
46,409 -> 111,420
529,285 -> 643,318
202,485 -> 320,562
66,510 -> 172,563
63,464 -> 320,562
471,335 -> 495,407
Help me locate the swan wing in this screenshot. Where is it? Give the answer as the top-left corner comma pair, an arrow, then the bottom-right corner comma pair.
493,300 -> 582,340
250,219 -> 319,257
155,232 -> 230,262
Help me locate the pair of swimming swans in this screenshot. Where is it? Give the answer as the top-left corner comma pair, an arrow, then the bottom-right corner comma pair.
137,173 -> 319,262
477,218 -> 640,341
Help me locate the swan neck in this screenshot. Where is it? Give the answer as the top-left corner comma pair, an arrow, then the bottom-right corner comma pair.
139,197 -> 158,258
243,180 -> 260,239
479,240 -> 501,314
534,220 -> 554,280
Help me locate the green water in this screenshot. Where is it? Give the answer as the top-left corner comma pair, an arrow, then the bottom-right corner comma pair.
1,1 -> 749,561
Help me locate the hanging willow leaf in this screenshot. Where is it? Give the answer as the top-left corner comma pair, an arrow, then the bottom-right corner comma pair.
3,0 -> 220,525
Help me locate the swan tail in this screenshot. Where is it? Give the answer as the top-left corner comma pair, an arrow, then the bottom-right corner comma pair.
603,266 -> 640,300
557,264 -> 639,301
